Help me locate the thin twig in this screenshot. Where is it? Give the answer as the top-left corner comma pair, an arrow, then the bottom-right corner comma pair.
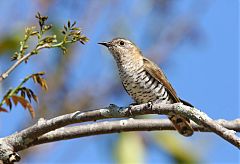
0,72 -> 43,107
0,44 -> 51,82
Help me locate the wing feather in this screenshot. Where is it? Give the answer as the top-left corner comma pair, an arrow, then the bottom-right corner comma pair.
143,57 -> 180,102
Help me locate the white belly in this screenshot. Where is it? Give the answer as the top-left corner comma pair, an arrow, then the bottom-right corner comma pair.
120,68 -> 172,104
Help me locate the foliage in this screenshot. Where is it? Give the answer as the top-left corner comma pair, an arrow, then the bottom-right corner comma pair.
0,72 -> 46,118
0,12 -> 88,117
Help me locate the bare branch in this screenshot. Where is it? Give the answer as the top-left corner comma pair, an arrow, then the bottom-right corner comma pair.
8,103 -> 240,150
0,102 -> 239,162
30,119 -> 240,146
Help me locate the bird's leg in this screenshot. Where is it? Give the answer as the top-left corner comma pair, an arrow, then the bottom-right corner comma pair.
128,102 -> 138,117
146,101 -> 153,110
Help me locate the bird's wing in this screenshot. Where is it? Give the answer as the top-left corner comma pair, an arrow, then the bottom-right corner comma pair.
143,57 -> 180,102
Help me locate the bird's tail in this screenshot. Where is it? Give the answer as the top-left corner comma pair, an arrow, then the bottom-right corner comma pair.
168,115 -> 194,137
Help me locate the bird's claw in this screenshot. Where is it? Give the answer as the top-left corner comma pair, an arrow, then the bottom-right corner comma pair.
147,101 -> 153,109
128,102 -> 137,117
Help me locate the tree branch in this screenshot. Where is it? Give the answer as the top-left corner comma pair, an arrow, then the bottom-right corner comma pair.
0,44 -> 51,82
0,102 -> 239,163
30,118 -> 240,146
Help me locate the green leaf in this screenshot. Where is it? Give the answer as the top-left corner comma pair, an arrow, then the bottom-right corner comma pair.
67,20 -> 71,28
71,21 -> 76,28
64,25 -> 67,31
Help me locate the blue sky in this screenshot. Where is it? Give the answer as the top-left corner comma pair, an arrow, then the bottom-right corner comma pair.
0,0 -> 239,163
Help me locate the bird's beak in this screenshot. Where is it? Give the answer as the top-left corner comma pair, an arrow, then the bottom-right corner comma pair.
98,42 -> 111,47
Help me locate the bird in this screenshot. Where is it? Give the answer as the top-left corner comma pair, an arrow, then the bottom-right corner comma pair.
98,38 -> 194,136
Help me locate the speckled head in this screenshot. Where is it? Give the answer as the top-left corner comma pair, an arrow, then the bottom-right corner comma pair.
98,38 -> 142,61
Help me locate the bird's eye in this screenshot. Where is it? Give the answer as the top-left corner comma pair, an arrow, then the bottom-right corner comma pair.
119,41 -> 124,46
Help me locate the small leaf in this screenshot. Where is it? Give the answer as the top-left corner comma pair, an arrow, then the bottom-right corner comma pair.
71,27 -> 80,31
32,93 -> 39,103
23,45 -> 28,49
32,75 -> 38,83
33,95 -> 39,103
15,96 -> 28,109
41,78 -> 48,91
5,98 -> 12,110
26,89 -> 32,102
21,90 -> 26,98
11,95 -> 19,105
11,96 -> 35,118
36,72 -> 45,76
0,107 -> 8,112
11,52 -> 19,61
35,12 -> 41,19
68,20 -> 71,28
30,31 -> 39,36
80,36 -> 89,42
61,46 -> 67,54
64,25 -> 67,31
71,21 -> 76,27
43,24 -> 52,31
20,87 -> 27,94
31,73 -> 48,91
28,89 -> 39,103
36,75 -> 43,86
26,103 -> 35,118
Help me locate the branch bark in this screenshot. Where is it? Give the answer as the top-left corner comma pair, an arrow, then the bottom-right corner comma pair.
30,118 -> 240,146
0,102 -> 239,163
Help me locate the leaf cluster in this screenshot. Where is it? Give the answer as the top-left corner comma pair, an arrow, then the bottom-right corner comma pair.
0,72 -> 48,118
1,12 -> 88,118
11,12 -> 89,62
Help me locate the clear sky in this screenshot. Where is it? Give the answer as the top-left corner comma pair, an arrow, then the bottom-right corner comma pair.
0,0 -> 239,163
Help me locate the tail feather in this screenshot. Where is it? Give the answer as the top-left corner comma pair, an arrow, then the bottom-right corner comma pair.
168,115 -> 194,137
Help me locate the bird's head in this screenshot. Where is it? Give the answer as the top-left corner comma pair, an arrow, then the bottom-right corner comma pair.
98,38 -> 142,61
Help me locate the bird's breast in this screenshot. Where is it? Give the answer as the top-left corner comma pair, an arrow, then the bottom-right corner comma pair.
119,67 -> 172,104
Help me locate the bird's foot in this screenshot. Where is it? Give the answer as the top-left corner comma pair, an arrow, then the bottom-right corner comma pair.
146,101 -> 153,109
128,102 -> 138,117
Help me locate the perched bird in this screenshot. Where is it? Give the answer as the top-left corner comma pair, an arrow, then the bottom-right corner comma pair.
98,38 -> 194,136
